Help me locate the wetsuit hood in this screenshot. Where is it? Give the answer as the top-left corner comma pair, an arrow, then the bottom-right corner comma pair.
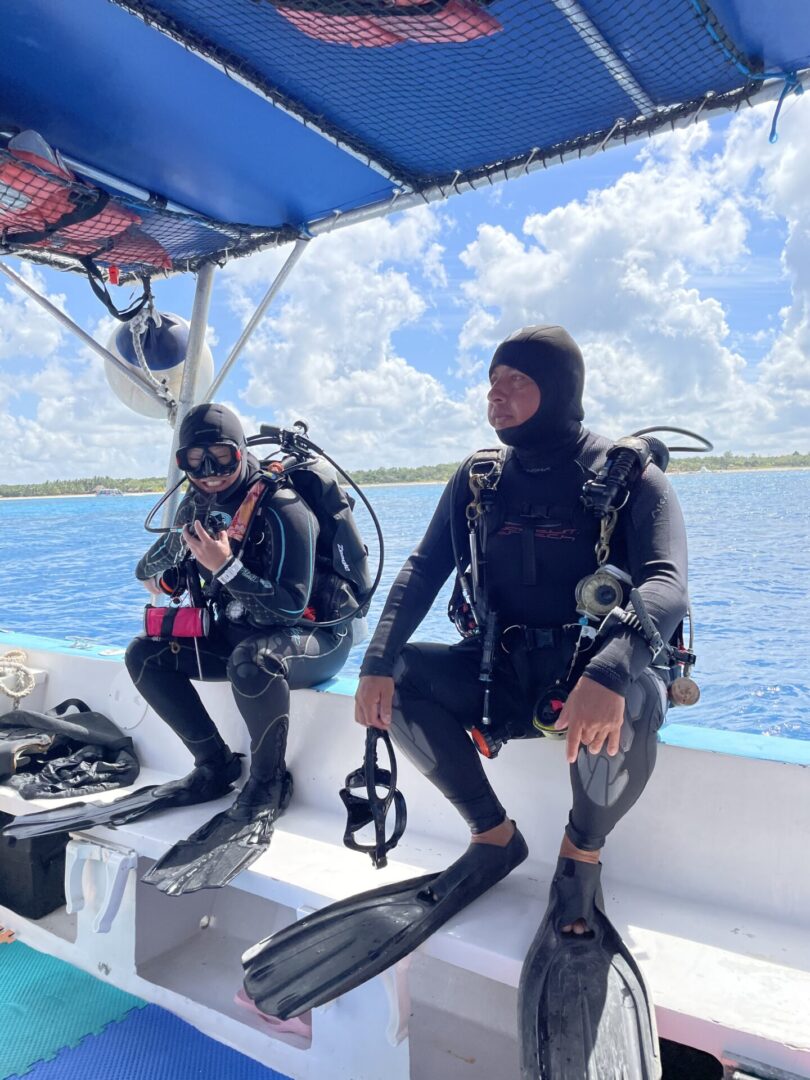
178,402 -> 253,505
178,402 -> 247,453
489,325 -> 584,465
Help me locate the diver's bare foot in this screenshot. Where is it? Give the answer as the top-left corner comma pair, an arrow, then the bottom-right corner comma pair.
472,818 -> 516,847
0,926 -> 15,944
559,834 -> 601,935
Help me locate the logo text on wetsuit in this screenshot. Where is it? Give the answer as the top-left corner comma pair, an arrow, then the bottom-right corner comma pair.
499,521 -> 577,542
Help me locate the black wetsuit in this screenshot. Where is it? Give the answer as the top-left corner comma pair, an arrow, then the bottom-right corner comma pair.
361,428 -> 688,848
126,462 -> 352,784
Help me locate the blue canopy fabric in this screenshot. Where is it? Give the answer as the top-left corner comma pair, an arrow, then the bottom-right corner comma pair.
1,0 -> 808,277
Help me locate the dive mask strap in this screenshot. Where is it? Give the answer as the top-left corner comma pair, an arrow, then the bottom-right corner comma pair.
339,728 -> 407,869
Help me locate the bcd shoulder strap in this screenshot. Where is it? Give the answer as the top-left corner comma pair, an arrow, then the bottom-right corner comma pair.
227,476 -> 275,546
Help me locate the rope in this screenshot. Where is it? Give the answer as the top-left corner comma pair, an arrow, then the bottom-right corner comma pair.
768,73 -> 802,144
688,0 -> 803,143
128,304 -> 177,415
0,649 -> 37,709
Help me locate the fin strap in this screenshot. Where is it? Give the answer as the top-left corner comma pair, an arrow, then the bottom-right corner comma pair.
549,857 -> 606,931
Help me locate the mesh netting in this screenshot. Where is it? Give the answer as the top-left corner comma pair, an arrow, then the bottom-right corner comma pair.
109,0 -> 792,190
4,0 -> 807,277
0,142 -> 292,277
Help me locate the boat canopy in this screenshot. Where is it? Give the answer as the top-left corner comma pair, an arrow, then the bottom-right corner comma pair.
2,0 -> 809,278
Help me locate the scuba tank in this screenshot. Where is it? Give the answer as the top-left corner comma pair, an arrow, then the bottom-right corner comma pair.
252,423 -> 377,634
277,452 -> 373,627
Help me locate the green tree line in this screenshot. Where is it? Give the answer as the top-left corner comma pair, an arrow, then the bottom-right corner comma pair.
352,451 -> 810,484
1,452 -> 808,499
0,476 -> 165,498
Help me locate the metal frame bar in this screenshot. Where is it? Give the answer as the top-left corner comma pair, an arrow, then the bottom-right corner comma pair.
161,262 -> 217,526
205,237 -> 310,400
0,259 -> 170,411
5,60 -> 804,278
158,242 -> 308,525
549,0 -> 654,114
0,128 -> 201,219
107,0 -> 409,188
304,70 -> 810,239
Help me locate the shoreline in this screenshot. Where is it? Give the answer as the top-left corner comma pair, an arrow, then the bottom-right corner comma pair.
669,464 -> 810,477
366,466 -> 810,484
0,491 -> 164,502
1,465 -> 809,501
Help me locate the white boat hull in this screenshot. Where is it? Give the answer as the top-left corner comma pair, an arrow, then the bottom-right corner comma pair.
1,632 -> 809,1079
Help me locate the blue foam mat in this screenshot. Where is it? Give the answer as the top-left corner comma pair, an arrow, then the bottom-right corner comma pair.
19,1004 -> 289,1080
0,942 -> 143,1079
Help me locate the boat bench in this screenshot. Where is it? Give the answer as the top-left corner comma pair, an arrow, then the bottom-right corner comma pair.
2,642 -> 810,1079
119,680 -> 810,1080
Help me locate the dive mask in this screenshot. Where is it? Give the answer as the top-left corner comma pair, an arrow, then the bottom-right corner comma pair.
176,440 -> 242,479
340,728 -> 407,869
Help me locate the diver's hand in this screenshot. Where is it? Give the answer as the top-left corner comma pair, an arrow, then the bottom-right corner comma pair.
554,675 -> 625,764
182,521 -> 231,573
142,576 -> 162,597
355,676 -> 395,731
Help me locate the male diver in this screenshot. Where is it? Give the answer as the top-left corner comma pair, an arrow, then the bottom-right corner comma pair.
243,327 -> 686,1077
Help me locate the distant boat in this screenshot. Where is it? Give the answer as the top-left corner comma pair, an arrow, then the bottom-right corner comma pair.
95,487 -> 123,496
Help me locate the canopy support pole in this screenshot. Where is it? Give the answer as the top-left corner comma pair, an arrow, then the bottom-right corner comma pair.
548,0 -> 654,114
161,262 -> 217,526
108,1 -> 402,186
0,129 -> 208,220
0,259 -> 170,411
205,236 -> 310,400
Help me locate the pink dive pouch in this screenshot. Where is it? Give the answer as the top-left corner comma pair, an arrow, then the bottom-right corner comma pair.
144,605 -> 210,639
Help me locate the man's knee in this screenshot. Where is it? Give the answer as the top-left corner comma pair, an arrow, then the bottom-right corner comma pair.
391,645 -> 430,729
625,669 -> 668,733
393,643 -> 438,704
566,670 -> 667,850
391,646 -> 448,767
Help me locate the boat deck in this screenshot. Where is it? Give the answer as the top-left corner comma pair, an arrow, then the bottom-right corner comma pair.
0,934 -> 727,1080
0,937 -> 287,1080
1,634 -> 809,1079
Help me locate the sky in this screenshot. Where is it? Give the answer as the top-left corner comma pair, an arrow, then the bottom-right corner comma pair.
1,92 -> 809,484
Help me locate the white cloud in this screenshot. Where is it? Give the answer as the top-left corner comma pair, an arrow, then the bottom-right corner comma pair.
0,276 -> 177,483
2,353 -> 175,484
0,263 -> 66,363
456,97 -> 810,452
4,92 -> 810,486
220,208 -> 489,466
751,99 -> 810,449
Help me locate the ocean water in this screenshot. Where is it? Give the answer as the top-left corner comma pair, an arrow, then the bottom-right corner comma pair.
0,470 -> 808,739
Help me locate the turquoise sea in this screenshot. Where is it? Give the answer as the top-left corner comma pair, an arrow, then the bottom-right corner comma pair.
0,469 -> 808,739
